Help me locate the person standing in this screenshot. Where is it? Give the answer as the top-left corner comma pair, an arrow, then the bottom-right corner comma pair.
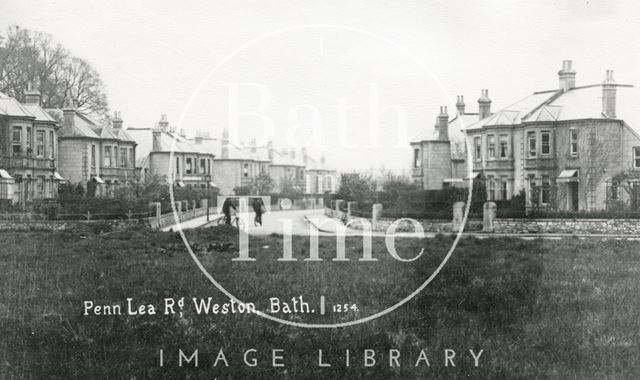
252,197 -> 264,226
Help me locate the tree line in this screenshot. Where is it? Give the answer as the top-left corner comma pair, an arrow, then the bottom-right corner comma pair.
0,25 -> 109,117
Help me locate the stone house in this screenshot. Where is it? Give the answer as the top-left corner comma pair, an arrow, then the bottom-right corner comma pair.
465,60 -> 640,211
127,115 -> 215,188
52,97 -> 136,196
302,148 -> 338,194
410,96 -> 478,189
0,87 -> 62,207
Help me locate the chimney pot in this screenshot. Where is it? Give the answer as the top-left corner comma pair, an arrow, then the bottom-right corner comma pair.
478,89 -> 492,120
112,111 -> 123,129
437,105 -> 449,141
24,82 -> 42,106
558,59 -> 577,91
456,95 -> 465,115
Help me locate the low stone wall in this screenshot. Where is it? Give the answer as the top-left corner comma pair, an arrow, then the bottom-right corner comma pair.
493,218 -> 640,234
0,219 -> 146,232
323,207 -> 483,233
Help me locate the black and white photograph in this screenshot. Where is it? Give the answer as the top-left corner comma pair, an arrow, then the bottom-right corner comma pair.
1,0 -> 640,378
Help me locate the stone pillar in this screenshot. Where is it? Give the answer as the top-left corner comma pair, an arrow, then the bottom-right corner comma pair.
452,202 -> 465,231
483,202 -> 497,232
181,200 -> 188,212
238,197 -> 248,213
174,201 -> 182,213
149,202 -> 161,227
317,197 -> 324,208
201,198 -> 208,211
335,199 -> 344,212
191,200 -> 197,211
347,201 -> 357,218
372,203 -> 383,230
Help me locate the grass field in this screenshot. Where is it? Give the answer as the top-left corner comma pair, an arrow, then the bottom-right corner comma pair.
1,225 -> 640,379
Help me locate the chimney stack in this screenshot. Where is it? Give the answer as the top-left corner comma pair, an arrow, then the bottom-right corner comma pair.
320,155 -> 326,165
62,92 -> 76,135
558,60 -> 576,92
267,141 -> 274,161
158,114 -> 169,132
24,82 -> 41,106
250,138 -> 257,153
290,149 -> 296,160
602,69 -> 617,118
71,89 -> 79,109
437,106 -> 449,141
455,95 -> 465,115
221,128 -> 229,159
301,147 -> 308,164
112,111 -> 123,129
195,136 -> 203,145
478,89 -> 491,120
152,128 -> 162,152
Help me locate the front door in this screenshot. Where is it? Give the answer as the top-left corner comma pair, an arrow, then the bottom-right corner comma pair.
569,182 -> 579,211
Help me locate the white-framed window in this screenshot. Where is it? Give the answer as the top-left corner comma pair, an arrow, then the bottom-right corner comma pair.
541,131 -> 551,155
48,131 -> 55,159
26,127 -> 31,154
570,129 -> 578,156
487,135 -> 496,158
243,163 -> 249,178
200,158 -> 206,174
175,157 -> 180,175
36,176 -> 44,199
103,146 -> 112,167
474,136 -> 482,161
120,148 -> 128,168
528,175 -> 537,206
91,145 -> 96,168
0,182 -> 8,199
413,148 -> 420,168
12,126 -> 22,155
186,157 -> 193,174
36,131 -> 45,158
487,176 -> 495,201
499,178 -> 508,200
499,134 -> 509,158
633,147 -> 640,169
541,175 -> 551,204
128,148 -> 134,168
527,131 -> 537,157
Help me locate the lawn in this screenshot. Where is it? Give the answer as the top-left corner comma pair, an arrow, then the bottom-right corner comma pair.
1,225 -> 640,379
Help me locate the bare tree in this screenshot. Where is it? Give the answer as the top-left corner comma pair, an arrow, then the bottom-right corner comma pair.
0,25 -> 109,117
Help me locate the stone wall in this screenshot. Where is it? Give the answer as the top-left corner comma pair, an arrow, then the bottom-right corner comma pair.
493,218 -> 640,234
0,218 -> 145,232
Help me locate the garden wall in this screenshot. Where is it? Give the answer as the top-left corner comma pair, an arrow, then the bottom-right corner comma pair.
493,218 -> 640,234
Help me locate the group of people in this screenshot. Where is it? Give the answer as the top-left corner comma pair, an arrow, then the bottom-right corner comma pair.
221,197 -> 266,227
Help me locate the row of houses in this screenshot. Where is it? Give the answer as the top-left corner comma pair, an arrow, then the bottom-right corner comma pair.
0,87 -> 337,207
411,60 -> 640,211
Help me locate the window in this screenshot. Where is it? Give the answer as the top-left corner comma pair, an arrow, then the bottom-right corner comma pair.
528,175 -> 537,206
129,148 -> 134,168
0,182 -> 7,199
208,159 -> 212,175
91,145 -> 96,168
527,131 -> 537,157
499,134 -> 509,158
176,157 -> 180,175
36,131 -> 45,157
103,146 -> 112,167
413,148 -> 420,168
610,182 -> 619,200
26,127 -> 31,154
541,131 -> 550,155
487,135 -> 495,158
120,148 -> 128,168
474,137 -> 482,161
200,159 -> 206,174
542,175 -> 551,204
186,158 -> 193,174
570,129 -> 578,156
500,178 -> 508,200
36,176 -> 44,199
487,177 -> 495,201
48,131 -> 54,159
243,163 -> 249,178
12,127 -> 21,155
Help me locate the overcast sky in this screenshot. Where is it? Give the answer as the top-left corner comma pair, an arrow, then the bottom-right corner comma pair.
2,0 -> 639,172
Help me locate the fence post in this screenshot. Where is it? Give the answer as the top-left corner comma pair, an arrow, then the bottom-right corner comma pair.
174,201 -> 182,213
86,211 -> 91,221
335,199 -> 344,212
483,202 -> 497,232
191,200 -> 197,212
452,202 -> 465,231
317,197 -> 324,208
372,203 -> 383,230
201,198 -> 208,210
149,202 -> 161,228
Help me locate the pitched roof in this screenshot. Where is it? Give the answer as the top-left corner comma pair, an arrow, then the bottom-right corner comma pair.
127,128 -> 213,167
0,93 -> 56,123
411,113 -> 478,160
